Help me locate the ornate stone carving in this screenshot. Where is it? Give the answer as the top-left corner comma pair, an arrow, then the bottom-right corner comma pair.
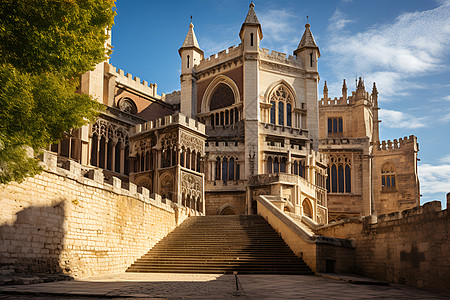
180,131 -> 203,153
181,171 -> 202,198
159,172 -> 174,200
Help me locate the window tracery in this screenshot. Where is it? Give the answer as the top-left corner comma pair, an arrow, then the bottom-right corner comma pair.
269,85 -> 293,127
326,154 -> 351,193
381,163 -> 396,191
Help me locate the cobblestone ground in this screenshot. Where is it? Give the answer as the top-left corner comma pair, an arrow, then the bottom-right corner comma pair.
0,273 -> 448,299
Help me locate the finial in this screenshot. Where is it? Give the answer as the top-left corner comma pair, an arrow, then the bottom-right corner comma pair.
343,79 -> 347,90
250,1 -> 254,8
372,82 -> 378,94
323,81 -> 328,98
305,16 -> 310,28
190,15 -> 193,22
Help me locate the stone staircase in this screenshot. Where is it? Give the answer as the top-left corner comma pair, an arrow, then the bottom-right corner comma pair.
126,215 -> 312,274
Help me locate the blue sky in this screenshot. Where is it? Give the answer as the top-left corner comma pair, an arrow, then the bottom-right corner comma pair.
110,0 -> 450,208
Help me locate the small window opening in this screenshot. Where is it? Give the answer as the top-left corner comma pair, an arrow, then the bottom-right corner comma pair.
250,33 -> 254,46
310,53 -> 313,67
187,55 -> 190,68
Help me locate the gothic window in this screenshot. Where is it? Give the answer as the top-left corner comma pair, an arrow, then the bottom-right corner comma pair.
328,117 -> 343,134
381,163 -> 396,191
124,145 -> 129,175
99,136 -> 106,169
118,98 -> 137,115
222,157 -> 228,183
234,107 -> 239,123
293,161 -> 298,175
196,152 -> 201,172
210,83 -> 235,111
269,85 -> 293,127
327,154 -> 351,193
210,114 -> 215,126
230,109 -> 234,125
229,157 -> 235,180
280,157 -> 286,173
91,133 -> 98,166
215,157 -> 221,180
225,110 -> 229,125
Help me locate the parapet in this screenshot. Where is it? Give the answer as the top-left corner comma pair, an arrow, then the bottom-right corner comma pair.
131,112 -> 206,136
259,48 -> 302,68
197,44 -> 243,71
108,64 -> 160,99
40,152 -> 179,213
375,135 -> 418,151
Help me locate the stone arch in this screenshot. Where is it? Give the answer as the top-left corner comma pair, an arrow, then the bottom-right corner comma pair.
302,198 -> 313,219
134,176 -> 152,191
218,203 -> 239,215
202,75 -> 240,113
264,80 -> 299,108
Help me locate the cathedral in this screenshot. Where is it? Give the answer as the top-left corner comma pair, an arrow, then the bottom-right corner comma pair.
49,3 -> 419,223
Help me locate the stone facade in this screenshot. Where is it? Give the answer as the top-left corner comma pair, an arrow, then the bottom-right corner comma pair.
180,3 -> 328,223
0,152 -> 193,278
319,80 -> 420,220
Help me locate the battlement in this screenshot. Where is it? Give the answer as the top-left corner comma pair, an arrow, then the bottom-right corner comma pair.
375,135 -> 417,151
108,64 -> 160,99
40,152 -> 191,214
259,48 -> 302,68
131,112 -> 206,136
197,44 -> 243,71
319,97 -> 349,106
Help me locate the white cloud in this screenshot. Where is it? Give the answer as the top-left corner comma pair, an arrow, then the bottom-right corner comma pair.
444,95 -> 450,101
379,109 -> 426,129
442,113 -> 450,123
439,155 -> 450,163
258,9 -> 300,54
419,162 -> 450,194
328,9 -> 353,32
325,4 -> 450,99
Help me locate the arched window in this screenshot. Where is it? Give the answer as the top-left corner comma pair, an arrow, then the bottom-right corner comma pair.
124,145 -> 129,175
222,157 -> 228,183
210,83 -> 235,111
180,147 -> 185,167
225,110 -> 229,125
274,157 -> 279,173
280,157 -> 286,173
186,149 -> 191,169
197,152 -> 201,172
210,114 -> 215,126
234,107 -> 239,122
328,154 -> 351,193
230,109 -> 234,125
269,85 -> 294,127
381,163 -> 396,191
215,157 -> 221,180
267,157 -> 273,174
118,98 -> 137,115
229,157 -> 235,180
99,136 -> 106,169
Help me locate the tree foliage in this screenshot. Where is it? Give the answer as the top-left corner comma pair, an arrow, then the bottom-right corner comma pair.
0,0 -> 116,183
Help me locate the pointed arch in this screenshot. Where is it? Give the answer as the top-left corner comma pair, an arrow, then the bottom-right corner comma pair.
201,75 -> 241,113
264,80 -> 299,108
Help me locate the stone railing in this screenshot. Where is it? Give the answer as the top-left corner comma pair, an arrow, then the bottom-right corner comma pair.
256,195 -> 355,273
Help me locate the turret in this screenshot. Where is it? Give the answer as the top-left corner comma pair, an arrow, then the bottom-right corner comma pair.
294,22 -> 320,71
239,2 -> 263,52
179,22 -> 204,117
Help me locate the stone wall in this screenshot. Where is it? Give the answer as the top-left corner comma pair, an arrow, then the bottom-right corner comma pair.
0,152 -> 193,278
315,198 -> 449,293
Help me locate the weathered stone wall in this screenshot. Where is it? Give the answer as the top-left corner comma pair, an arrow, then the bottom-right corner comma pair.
315,199 -> 449,293
0,153 -> 191,278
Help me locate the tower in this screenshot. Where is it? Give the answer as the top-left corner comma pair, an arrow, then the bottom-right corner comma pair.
240,2 -> 263,177
294,22 -> 320,150
179,22 -> 204,118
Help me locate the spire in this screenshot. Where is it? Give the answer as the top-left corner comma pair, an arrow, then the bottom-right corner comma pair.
323,81 -> 328,99
239,2 -> 263,40
372,82 -> 378,95
179,22 -> 203,56
243,2 -> 259,24
342,79 -> 347,99
294,22 -> 320,57
357,77 -> 365,91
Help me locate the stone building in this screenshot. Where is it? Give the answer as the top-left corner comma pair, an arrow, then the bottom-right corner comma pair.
177,3 -> 328,222
319,79 -> 420,221
47,3 -> 419,223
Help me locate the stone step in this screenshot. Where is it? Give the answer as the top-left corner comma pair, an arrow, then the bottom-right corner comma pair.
126,215 -> 312,275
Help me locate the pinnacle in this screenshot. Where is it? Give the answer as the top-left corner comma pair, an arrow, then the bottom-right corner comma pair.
294,22 -> 320,57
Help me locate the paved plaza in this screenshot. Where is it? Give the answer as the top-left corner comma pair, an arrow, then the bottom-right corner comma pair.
0,273 -> 448,299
